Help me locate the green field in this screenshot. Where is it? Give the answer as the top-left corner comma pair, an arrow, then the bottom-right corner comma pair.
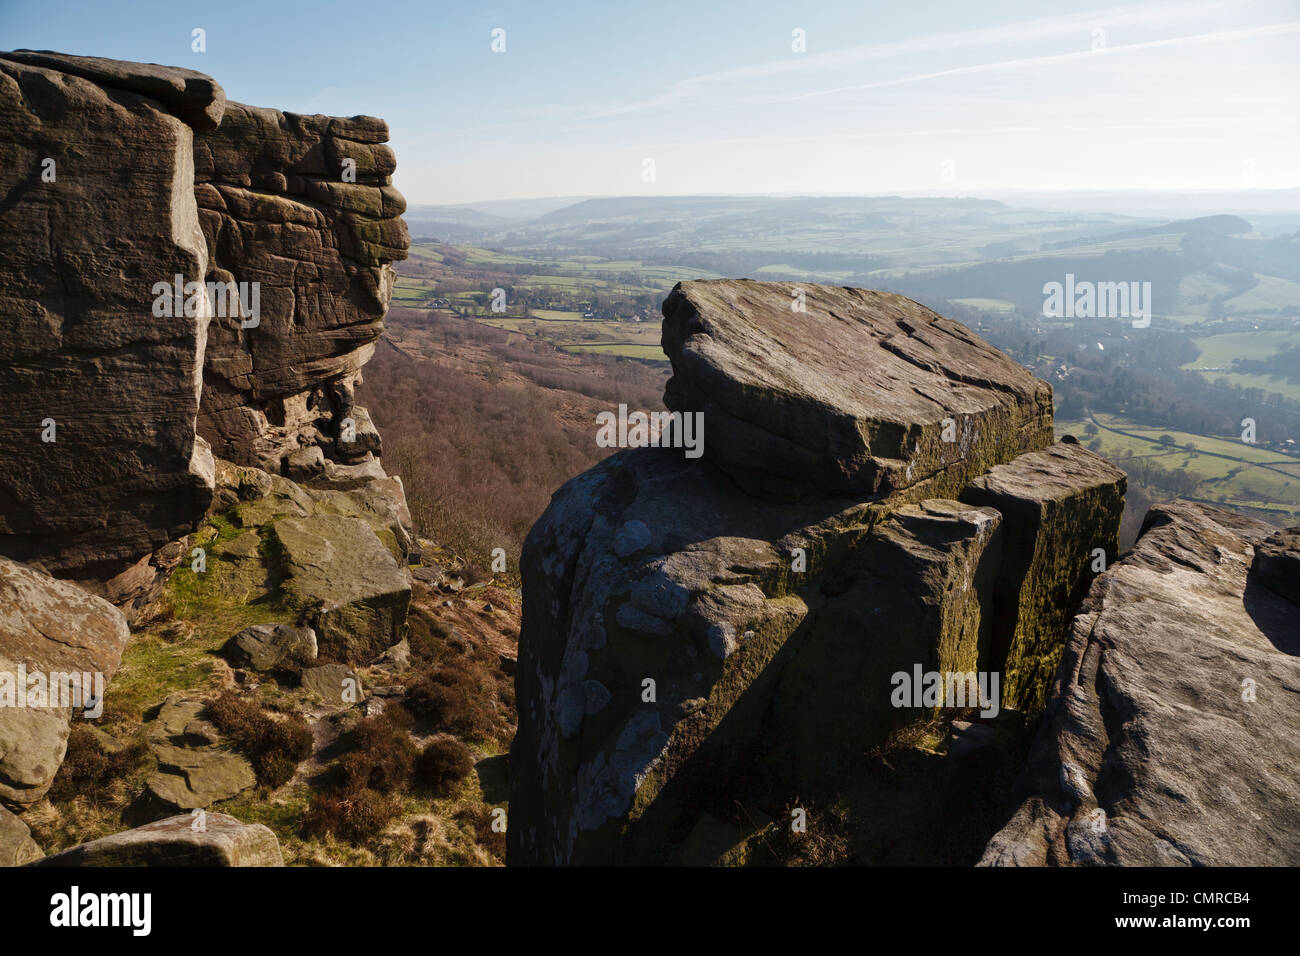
1059,415 -> 1300,521
1225,274 -> 1300,313
1183,330 -> 1300,401
561,343 -> 668,360
953,297 -> 1016,313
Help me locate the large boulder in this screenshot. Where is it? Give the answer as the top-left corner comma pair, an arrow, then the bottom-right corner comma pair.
661,280 -> 1054,499
35,812 -> 283,866
224,623 -> 318,674
270,514 -> 411,661
0,556 -> 130,805
959,442 -> 1126,714
0,52 -> 217,577
981,503 -> 1300,866
509,447 -> 873,865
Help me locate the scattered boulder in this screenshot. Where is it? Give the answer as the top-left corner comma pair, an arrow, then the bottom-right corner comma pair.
271,514 -> 410,661
0,556 -> 130,804
35,812 -> 282,866
981,503 -> 1300,866
145,695 -> 256,810
0,806 -> 42,866
224,623 -> 318,674
661,279 -> 1053,498
300,663 -> 364,708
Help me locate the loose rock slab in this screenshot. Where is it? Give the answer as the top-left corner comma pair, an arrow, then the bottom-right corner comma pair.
224,623 -> 318,674
661,280 -> 1054,498
981,503 -> 1300,866
271,515 -> 411,661
35,812 -> 282,867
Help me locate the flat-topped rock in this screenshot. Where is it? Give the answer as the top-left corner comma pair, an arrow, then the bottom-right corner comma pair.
981,503 -> 1300,866
0,50 -> 225,129
661,279 -> 1054,498
35,812 -> 282,867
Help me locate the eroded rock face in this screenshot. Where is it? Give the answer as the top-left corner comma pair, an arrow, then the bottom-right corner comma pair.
0,556 -> 130,805
35,812 -> 283,867
981,503 -> 1300,867
0,50 -> 407,587
661,280 -> 1054,499
0,51 -> 218,578
193,103 -> 410,474
509,447 -> 878,865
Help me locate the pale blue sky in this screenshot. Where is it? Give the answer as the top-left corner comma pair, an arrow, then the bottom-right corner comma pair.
3,0 -> 1297,203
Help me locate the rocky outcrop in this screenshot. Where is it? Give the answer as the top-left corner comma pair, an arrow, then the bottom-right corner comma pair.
981,503 -> 1300,866
35,812 -> 283,866
0,49 -> 408,584
0,51 -> 218,578
0,556 -> 130,805
509,281 -> 1124,865
193,103 -> 408,474
959,443 -> 1125,714
661,280 -> 1054,499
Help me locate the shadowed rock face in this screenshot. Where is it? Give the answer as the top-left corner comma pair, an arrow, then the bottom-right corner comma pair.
0,51 -> 218,578
194,103 -> 410,473
959,443 -> 1126,715
510,282 -> 1123,866
661,279 -> 1054,499
981,502 -> 1300,867
0,51 -> 407,580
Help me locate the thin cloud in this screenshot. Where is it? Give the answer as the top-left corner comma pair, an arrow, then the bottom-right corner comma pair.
784,20 -> 1300,101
